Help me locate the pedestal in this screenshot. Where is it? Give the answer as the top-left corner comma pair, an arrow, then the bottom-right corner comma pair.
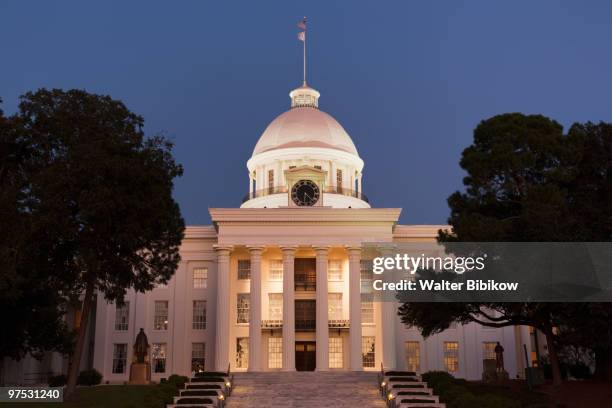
129,362 -> 151,384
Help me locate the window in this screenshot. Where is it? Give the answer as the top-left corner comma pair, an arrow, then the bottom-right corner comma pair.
237,294 -> 250,324
238,260 -> 251,280
314,165 -> 322,170
336,169 -> 343,189
360,260 -> 373,294
483,342 -> 497,360
112,344 -> 127,374
405,341 -> 420,373
114,302 -> 129,331
329,337 -> 343,368
328,260 -> 342,281
154,301 -> 168,330
236,337 -> 249,368
444,342 -> 459,373
328,293 -> 343,320
362,337 -> 375,368
193,300 -> 207,330
268,337 -> 282,368
152,343 -> 167,373
268,169 -> 274,193
361,293 -> 374,324
268,293 -> 283,320
192,343 -> 205,372
193,267 -> 208,289
269,259 -> 283,281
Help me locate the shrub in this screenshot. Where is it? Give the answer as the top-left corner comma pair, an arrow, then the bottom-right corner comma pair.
422,371 -> 455,386
568,362 -> 591,379
48,374 -> 67,387
168,374 -> 189,388
76,369 -> 102,386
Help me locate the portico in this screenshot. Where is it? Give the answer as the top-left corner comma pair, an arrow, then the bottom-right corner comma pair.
210,207 -> 401,372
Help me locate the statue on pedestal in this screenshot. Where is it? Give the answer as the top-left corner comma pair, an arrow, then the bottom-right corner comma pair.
129,328 -> 151,384
495,342 -> 505,373
482,342 -> 509,382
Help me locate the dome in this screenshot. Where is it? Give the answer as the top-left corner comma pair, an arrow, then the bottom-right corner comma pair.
252,85 -> 359,157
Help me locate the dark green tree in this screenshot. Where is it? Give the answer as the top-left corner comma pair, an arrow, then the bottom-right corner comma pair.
399,113 -> 576,386
1,99 -> 74,375
554,122 -> 612,379
10,89 -> 185,397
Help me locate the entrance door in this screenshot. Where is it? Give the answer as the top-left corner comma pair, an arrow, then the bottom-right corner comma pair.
295,341 -> 316,371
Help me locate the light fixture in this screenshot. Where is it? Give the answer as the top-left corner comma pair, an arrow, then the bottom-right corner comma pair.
381,381 -> 386,387
226,381 -> 231,387
388,392 -> 395,400
219,395 -> 225,400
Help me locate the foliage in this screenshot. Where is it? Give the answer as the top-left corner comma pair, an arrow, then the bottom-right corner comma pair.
398,114 -> 612,384
47,374 -> 67,387
0,99 -> 74,361
167,374 -> 189,388
421,371 -> 556,408
76,369 -> 102,386
1,89 -> 185,396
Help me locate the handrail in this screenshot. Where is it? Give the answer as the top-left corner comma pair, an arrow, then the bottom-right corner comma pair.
242,185 -> 368,203
261,320 -> 283,329
328,319 -> 350,328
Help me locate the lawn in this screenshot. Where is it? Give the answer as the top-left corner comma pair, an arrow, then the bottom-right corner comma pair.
2,385 -> 175,408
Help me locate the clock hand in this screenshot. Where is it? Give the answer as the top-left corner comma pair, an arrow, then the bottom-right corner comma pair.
303,192 -> 312,201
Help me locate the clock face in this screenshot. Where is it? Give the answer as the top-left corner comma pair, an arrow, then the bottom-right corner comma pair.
291,180 -> 320,206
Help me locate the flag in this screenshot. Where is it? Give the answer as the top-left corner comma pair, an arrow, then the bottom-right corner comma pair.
297,31 -> 305,42
297,18 -> 306,30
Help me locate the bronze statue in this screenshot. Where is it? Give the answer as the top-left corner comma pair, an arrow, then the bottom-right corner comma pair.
134,328 -> 149,364
495,341 -> 505,372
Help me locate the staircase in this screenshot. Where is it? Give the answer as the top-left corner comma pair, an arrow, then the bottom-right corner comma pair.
380,371 -> 446,408
226,371 -> 386,408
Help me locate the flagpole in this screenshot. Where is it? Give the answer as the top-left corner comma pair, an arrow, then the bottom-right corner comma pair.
303,22 -> 307,85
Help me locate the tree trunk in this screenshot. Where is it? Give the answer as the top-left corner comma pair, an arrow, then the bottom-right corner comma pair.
593,348 -> 612,381
544,331 -> 562,386
65,276 -> 95,399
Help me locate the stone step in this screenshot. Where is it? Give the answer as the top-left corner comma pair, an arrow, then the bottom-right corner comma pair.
226,372 -> 386,407
397,403 -> 446,408
172,396 -> 217,405
396,394 -> 440,403
166,405 -> 216,408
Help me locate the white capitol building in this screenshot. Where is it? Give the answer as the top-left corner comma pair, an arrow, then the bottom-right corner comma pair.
3,80 -> 543,385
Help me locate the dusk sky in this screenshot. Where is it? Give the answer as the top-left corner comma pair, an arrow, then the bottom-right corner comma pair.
2,1 -> 612,225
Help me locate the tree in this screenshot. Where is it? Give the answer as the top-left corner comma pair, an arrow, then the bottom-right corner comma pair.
12,89 -> 185,397
399,113 -> 575,386
554,122 -> 612,379
0,99 -> 73,371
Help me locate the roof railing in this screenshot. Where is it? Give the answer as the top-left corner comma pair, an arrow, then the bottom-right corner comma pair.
242,186 -> 368,203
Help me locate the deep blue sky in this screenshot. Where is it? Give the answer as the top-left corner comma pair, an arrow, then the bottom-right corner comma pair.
2,1 -> 612,225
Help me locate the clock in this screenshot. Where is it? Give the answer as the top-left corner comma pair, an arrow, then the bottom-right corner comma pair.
291,179 -> 320,206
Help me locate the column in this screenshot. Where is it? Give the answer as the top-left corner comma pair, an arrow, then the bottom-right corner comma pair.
248,246 -> 263,371
381,295 -> 397,370
380,247 -> 397,370
357,175 -> 362,195
214,245 -> 232,371
315,246 -> 329,371
330,161 -> 336,188
281,246 -> 296,371
348,247 -> 362,371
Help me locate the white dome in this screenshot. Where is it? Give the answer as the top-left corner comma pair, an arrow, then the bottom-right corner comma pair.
252,85 -> 359,157
253,107 -> 359,156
